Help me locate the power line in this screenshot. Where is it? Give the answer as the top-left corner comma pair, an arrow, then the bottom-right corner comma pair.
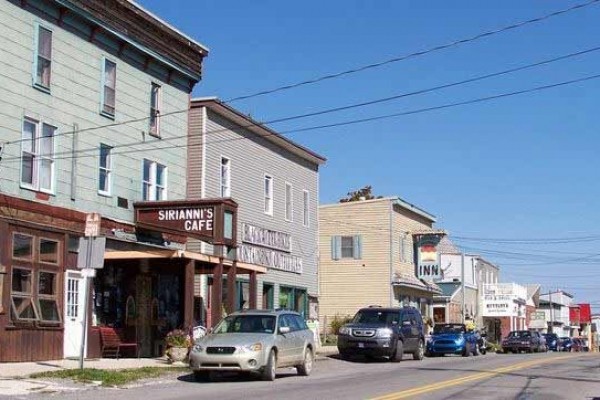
224,0 -> 600,103
5,69 -> 600,164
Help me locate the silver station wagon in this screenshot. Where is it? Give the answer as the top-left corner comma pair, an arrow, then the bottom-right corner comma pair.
189,309 -> 315,381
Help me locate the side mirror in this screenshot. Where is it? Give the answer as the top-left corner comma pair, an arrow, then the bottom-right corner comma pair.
279,326 -> 291,334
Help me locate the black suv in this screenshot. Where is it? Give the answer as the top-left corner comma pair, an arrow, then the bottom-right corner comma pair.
337,306 -> 425,361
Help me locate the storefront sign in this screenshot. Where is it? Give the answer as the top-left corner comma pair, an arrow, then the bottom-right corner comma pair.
238,244 -> 302,274
483,301 -> 515,317
414,233 -> 443,280
241,223 -> 291,252
529,311 -> 546,329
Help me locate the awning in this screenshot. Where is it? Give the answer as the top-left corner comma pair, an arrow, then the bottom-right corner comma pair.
392,271 -> 442,295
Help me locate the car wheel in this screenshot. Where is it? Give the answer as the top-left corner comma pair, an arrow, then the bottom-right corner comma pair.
473,343 -> 480,356
296,348 -> 314,376
391,339 -> 404,362
193,371 -> 210,382
462,343 -> 471,357
261,350 -> 277,381
413,340 -> 424,361
480,346 -> 487,355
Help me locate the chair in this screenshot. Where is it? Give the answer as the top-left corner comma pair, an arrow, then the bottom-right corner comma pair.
99,326 -> 139,359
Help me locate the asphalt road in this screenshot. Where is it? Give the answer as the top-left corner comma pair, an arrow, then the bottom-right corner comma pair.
20,352 -> 600,400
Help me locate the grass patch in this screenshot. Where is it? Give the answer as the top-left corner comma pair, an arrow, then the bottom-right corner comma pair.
30,367 -> 188,387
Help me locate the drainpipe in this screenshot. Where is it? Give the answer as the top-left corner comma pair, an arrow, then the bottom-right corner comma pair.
389,200 -> 394,307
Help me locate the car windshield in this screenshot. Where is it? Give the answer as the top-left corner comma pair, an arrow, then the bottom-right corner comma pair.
508,331 -> 531,338
352,310 -> 399,325
433,324 -> 465,334
213,314 -> 276,334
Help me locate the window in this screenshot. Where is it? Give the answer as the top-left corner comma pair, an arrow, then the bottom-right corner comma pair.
101,58 -> 116,117
400,233 -> 408,262
21,118 -> 55,193
13,233 -> 33,260
302,190 -> 309,227
37,271 -> 60,323
220,157 -> 231,197
142,159 -> 167,200
149,83 -> 161,136
331,235 -> 362,260
39,238 -> 58,264
285,182 -> 293,221
264,175 -> 273,215
33,25 -> 52,90
98,144 -> 112,195
11,268 -> 38,322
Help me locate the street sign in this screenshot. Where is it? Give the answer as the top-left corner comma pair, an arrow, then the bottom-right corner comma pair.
84,213 -> 101,237
76,236 -> 106,269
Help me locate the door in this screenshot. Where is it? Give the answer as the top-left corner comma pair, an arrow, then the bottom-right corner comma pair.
63,271 -> 85,358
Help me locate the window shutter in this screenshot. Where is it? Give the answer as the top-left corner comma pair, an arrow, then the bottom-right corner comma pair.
331,236 -> 341,260
353,235 -> 362,259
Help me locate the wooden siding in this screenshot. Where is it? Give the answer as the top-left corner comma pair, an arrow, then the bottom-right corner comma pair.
0,1 -> 190,224
0,328 -> 63,362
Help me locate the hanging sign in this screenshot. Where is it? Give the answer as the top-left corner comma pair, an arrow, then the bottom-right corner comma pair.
414,233 -> 444,280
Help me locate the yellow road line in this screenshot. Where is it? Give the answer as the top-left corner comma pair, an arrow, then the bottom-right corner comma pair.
371,354 -> 580,400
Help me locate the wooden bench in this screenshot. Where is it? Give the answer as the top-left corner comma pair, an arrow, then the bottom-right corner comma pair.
99,327 -> 139,359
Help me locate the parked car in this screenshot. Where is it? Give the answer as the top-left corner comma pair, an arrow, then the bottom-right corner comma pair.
542,333 -> 559,351
572,337 -> 590,352
426,323 -> 480,357
501,330 -> 544,353
188,309 -> 315,381
558,336 -> 573,352
337,306 -> 425,362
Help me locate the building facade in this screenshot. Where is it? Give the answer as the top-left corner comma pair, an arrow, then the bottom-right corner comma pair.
187,98 -> 325,326
318,197 -> 441,330
482,283 -> 527,340
538,290 -> 574,337
0,0 -> 208,361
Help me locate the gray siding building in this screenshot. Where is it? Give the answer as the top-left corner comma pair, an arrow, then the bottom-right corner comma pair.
188,98 -> 325,323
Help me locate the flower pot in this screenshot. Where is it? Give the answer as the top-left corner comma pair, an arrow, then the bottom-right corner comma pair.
167,346 -> 189,366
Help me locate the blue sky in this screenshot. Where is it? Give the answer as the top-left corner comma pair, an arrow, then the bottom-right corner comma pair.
138,0 -> 600,312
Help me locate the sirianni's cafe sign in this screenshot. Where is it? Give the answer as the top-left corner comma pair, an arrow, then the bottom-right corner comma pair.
238,223 -> 302,274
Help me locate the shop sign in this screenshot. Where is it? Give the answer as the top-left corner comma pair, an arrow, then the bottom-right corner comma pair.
238,244 -> 302,274
136,205 -> 214,238
241,223 -> 291,252
483,301 -> 516,317
529,311 -> 546,329
414,233 -> 443,280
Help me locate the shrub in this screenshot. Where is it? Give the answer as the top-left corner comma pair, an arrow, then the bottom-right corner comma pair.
165,329 -> 191,348
329,314 -> 353,335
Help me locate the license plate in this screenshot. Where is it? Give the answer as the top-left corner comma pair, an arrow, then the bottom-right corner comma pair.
358,343 -> 364,348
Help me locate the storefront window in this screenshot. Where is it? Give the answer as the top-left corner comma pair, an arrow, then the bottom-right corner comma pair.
38,271 -> 60,324
13,233 -> 33,260
11,268 -> 39,322
40,239 -> 58,264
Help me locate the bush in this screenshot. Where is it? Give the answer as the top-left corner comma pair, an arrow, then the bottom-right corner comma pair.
329,314 -> 353,335
488,341 -> 502,353
165,329 -> 191,348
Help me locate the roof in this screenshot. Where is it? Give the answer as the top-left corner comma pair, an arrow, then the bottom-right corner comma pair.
392,271 -> 442,294
436,282 -> 462,298
320,196 -> 437,222
437,236 -> 461,254
190,98 -> 326,166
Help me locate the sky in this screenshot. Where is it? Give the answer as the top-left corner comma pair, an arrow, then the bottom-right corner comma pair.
137,0 -> 600,313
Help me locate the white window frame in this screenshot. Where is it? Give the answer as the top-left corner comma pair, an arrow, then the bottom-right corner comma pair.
142,159 -> 167,201
149,82 -> 161,137
341,236 -> 356,259
100,58 -> 117,118
220,157 -> 231,197
98,143 -> 112,196
264,174 -> 273,216
302,190 -> 310,227
285,182 -> 293,222
20,117 -> 56,194
400,233 -> 408,262
33,23 -> 52,92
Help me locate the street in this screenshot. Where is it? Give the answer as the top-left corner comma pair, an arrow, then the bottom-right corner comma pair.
17,352 -> 600,400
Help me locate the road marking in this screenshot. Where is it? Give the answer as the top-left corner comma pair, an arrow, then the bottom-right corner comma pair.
371,354 -> 582,400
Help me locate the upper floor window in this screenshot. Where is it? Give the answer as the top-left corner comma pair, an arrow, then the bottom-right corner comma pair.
98,144 -> 112,195
220,157 -> 231,197
400,233 -> 408,262
302,190 -> 309,227
149,83 -> 161,137
142,159 -> 167,201
101,58 -> 116,117
264,175 -> 273,215
331,235 -> 362,260
33,25 -> 52,91
21,118 -> 55,193
285,182 -> 293,221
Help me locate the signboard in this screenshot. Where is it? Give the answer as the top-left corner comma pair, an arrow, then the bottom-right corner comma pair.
529,311 -> 547,329
136,204 -> 214,238
241,223 -> 292,252
84,213 -> 101,237
482,301 -> 516,317
77,236 -> 106,269
414,233 -> 443,280
238,244 -> 302,274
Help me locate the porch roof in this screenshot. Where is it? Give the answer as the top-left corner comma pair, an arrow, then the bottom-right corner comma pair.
392,271 -> 442,295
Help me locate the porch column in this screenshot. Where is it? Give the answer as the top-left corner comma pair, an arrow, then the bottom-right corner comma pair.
226,261 -> 237,314
184,259 -> 195,329
211,260 -> 224,328
249,271 -> 257,309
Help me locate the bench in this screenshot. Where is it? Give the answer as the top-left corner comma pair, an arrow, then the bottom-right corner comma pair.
99,326 -> 139,359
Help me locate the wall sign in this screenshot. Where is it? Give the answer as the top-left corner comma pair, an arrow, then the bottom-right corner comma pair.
414,233 -> 444,280
241,223 -> 291,252
238,244 -> 302,274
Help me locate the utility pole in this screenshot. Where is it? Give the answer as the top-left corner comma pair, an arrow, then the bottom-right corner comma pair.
461,253 -> 466,324
549,290 -> 554,334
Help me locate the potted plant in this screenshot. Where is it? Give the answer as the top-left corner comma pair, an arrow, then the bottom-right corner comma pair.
165,329 -> 191,365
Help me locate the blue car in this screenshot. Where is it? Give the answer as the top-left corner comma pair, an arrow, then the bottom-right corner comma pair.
543,333 -> 559,351
426,323 -> 479,357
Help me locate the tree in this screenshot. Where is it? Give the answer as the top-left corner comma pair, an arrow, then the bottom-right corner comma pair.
339,185 -> 383,203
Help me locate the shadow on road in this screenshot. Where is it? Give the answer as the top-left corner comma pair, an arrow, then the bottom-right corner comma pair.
176,369 -> 301,384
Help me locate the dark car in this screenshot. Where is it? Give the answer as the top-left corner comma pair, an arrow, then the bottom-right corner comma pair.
542,333 -> 559,351
572,337 -> 590,352
502,330 -> 544,353
426,323 -> 479,357
558,337 -> 573,352
337,306 -> 425,362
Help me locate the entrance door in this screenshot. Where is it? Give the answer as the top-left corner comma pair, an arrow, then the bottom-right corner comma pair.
63,271 -> 85,358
